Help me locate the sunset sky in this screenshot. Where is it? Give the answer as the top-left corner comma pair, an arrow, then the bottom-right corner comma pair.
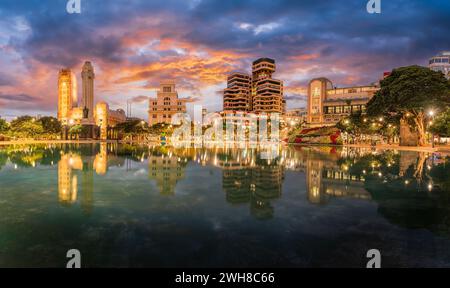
0,0 -> 449,120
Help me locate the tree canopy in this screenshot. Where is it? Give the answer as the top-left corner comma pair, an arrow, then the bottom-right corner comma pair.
39,116 -> 62,134
367,65 -> 450,116
367,66 -> 450,145
0,118 -> 9,133
429,107 -> 450,137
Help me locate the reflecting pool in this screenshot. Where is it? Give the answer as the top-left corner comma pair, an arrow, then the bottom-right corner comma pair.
0,143 -> 449,267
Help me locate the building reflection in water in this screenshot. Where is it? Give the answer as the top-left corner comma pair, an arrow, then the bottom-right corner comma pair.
6,143 -> 442,220
220,149 -> 284,220
58,153 -> 81,205
304,151 -> 371,205
148,147 -> 187,196
57,143 -> 124,214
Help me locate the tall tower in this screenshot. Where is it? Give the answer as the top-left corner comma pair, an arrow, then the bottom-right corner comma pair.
307,78 -> 333,124
223,72 -> 252,112
58,69 -> 77,125
251,58 -> 284,114
81,61 -> 95,121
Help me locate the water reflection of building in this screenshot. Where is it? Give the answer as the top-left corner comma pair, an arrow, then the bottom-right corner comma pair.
58,154 -> 82,205
221,151 -> 284,219
303,149 -> 371,205
148,153 -> 187,195
57,144 -> 124,213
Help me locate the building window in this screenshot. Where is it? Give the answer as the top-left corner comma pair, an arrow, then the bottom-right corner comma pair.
163,87 -> 171,93
335,106 -> 342,114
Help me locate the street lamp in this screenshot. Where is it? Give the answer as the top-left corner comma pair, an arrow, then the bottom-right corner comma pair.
428,109 -> 436,148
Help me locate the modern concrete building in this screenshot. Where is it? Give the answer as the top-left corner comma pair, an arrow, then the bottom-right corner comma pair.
58,69 -> 77,125
429,51 -> 450,79
223,58 -> 285,114
148,81 -> 188,126
223,72 -> 252,112
252,58 -> 284,114
81,61 -> 95,121
307,78 -> 379,125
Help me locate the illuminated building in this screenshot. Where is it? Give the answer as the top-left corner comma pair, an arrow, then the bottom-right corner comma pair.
307,78 -> 379,125
429,51 -> 450,79
81,61 -> 95,121
222,58 -> 285,114
148,81 -> 188,126
58,69 -> 77,125
223,72 -> 252,112
95,102 -> 126,140
58,61 -> 126,139
252,58 -> 284,114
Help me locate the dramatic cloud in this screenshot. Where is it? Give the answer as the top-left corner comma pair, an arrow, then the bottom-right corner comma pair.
0,93 -> 36,102
0,0 -> 448,119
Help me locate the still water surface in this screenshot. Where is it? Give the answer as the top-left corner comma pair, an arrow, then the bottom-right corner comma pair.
0,143 -> 449,267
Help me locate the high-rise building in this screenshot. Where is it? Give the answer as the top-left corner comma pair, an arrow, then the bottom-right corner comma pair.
307,78 -> 379,125
252,58 -> 284,114
429,51 -> 450,79
148,80 -> 188,126
58,69 -> 77,125
58,61 -> 126,139
81,61 -> 95,121
223,72 -> 252,112
222,58 -> 284,114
